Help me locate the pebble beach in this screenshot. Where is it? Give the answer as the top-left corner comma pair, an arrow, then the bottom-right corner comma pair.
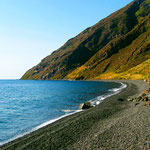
1,80 -> 150,150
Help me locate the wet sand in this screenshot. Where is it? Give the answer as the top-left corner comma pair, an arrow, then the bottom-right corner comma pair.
1,80 -> 150,150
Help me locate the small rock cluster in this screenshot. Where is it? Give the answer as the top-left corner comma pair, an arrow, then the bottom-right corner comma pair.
127,88 -> 150,102
144,79 -> 150,85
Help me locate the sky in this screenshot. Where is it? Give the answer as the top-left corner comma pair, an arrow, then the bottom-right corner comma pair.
0,0 -> 133,79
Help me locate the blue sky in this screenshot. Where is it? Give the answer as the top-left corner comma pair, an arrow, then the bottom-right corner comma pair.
0,0 -> 133,79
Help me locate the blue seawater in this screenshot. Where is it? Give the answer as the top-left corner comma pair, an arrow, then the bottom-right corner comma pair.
0,80 -> 124,144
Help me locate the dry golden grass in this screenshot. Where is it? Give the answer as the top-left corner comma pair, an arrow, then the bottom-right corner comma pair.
94,59 -> 150,80
66,65 -> 86,79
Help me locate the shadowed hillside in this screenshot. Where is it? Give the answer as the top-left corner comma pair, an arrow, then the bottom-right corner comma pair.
21,0 -> 150,80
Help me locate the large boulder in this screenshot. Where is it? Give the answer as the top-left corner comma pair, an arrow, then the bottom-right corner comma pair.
79,101 -> 92,109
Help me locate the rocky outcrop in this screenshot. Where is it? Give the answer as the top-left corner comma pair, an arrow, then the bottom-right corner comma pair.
79,101 -> 92,110
127,88 -> 150,102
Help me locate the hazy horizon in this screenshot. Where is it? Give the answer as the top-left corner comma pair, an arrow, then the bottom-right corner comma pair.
0,0 -> 133,79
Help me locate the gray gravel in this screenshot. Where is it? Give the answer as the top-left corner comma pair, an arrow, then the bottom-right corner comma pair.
73,80 -> 150,150
1,80 -> 150,150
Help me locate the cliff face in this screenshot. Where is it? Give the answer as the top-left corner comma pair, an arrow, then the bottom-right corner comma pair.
21,0 -> 150,80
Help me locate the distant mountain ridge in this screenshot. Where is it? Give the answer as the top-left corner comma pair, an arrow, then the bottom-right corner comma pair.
21,0 -> 150,80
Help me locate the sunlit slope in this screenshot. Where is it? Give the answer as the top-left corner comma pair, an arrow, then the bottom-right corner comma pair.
93,58 -> 150,80
21,0 -> 150,80
66,26 -> 150,80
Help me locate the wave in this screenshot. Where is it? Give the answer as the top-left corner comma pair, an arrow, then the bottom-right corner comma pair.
90,82 -> 127,106
61,109 -> 77,113
109,82 -> 127,93
34,109 -> 82,130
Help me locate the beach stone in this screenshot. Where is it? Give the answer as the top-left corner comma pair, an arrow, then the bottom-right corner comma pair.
142,93 -> 146,97
117,98 -> 124,101
135,103 -> 140,106
135,97 -> 141,102
141,91 -> 147,97
146,88 -> 150,93
146,101 -> 150,106
127,98 -> 132,101
143,97 -> 149,102
134,98 -> 139,102
79,101 -> 92,109
131,98 -> 136,102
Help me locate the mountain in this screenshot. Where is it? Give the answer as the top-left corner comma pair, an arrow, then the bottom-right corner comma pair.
21,0 -> 150,80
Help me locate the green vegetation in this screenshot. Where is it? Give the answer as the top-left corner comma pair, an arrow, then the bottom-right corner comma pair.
21,0 -> 150,81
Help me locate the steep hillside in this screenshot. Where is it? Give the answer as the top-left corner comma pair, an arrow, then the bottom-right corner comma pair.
21,0 -> 150,80
94,58 -> 150,80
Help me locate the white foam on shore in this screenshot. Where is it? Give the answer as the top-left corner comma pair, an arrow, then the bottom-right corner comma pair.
34,109 -> 82,130
90,82 -> 127,106
61,109 -> 76,113
109,82 -> 127,93
0,82 -> 127,146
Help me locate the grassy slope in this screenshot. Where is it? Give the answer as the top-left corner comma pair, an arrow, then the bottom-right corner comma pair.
94,58 -> 150,80
21,0 -> 150,80
66,26 -> 150,80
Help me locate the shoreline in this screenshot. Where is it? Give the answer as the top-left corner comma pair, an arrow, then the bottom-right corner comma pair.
1,80 -> 150,149
0,80 -> 126,146
0,109 -> 83,146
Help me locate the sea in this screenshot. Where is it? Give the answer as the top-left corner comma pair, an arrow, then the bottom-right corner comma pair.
0,80 -> 126,145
